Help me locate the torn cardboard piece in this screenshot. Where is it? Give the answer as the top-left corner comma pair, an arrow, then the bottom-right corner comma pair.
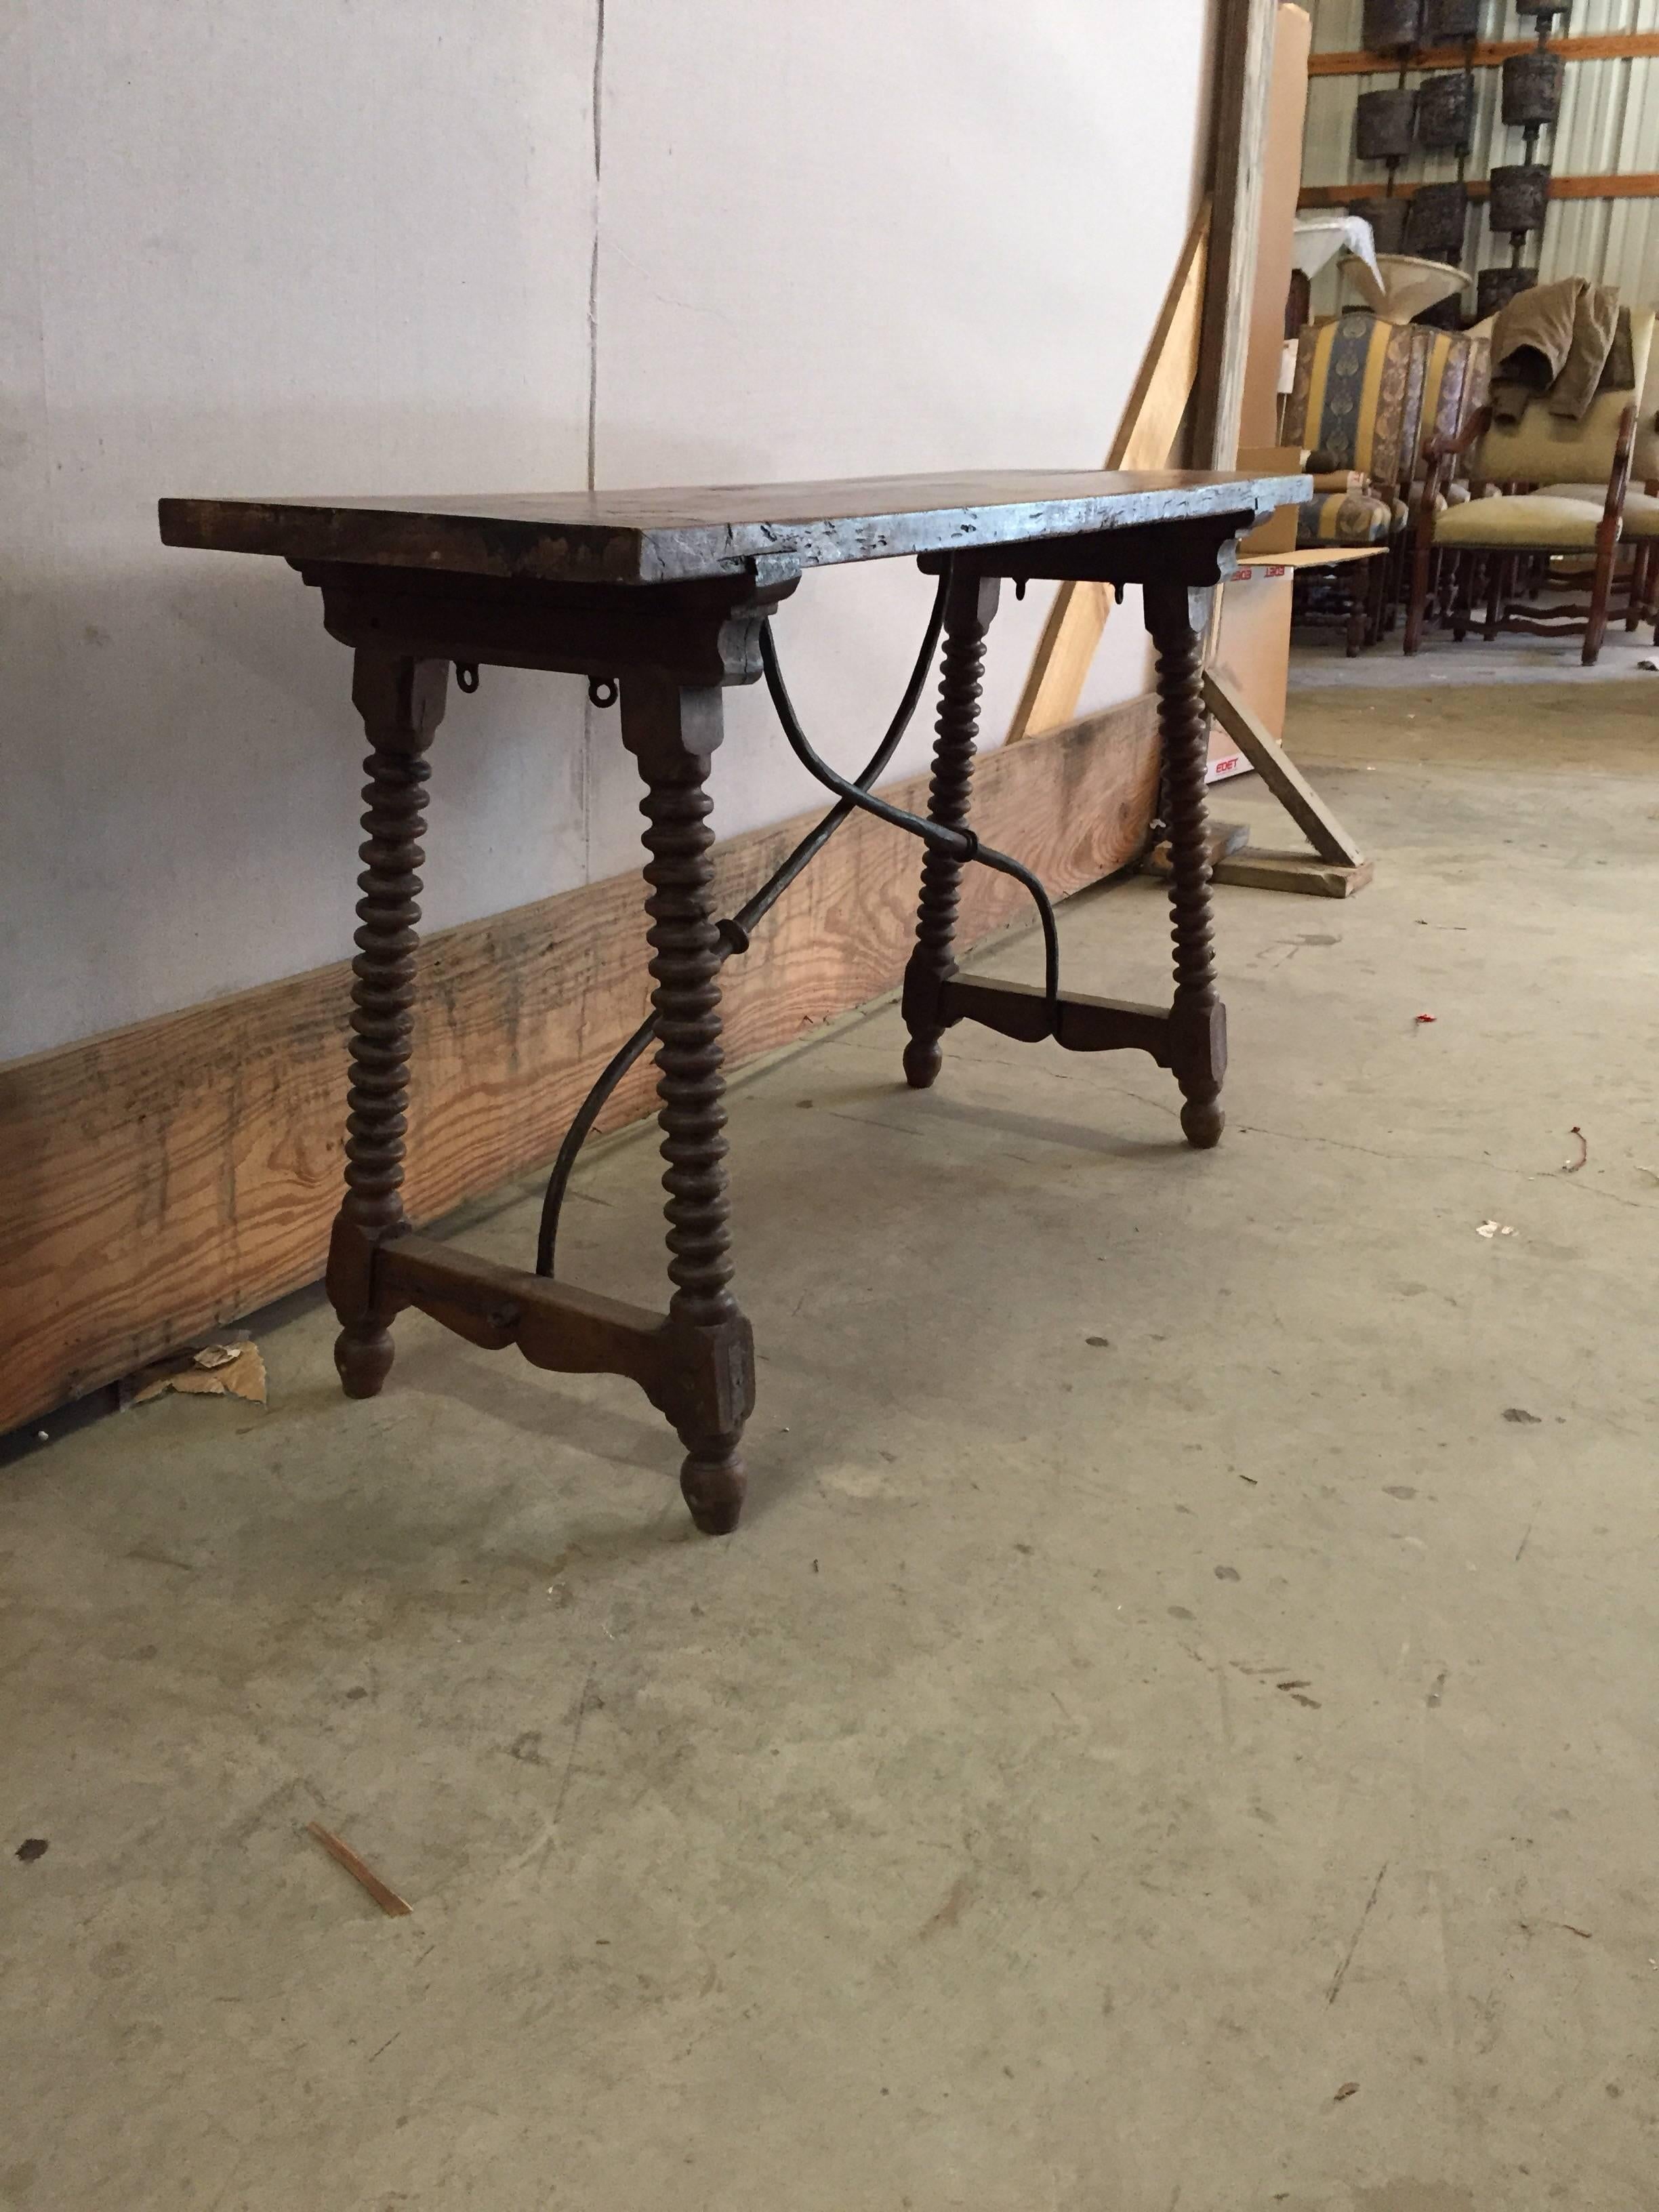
129,1336 -> 267,1407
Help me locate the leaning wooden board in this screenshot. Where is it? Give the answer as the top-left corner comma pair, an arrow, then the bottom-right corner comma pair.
1003,209 -> 1213,743
0,695 -> 1162,1437
1007,0 -> 1280,743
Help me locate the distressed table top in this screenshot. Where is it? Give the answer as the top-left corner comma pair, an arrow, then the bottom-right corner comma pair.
159,468 -> 1309,588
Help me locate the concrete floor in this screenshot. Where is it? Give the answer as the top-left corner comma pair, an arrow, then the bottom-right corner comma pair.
1288,623 -> 1659,695
5,669 -> 1659,2211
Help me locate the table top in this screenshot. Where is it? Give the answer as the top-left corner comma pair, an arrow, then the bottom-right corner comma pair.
159,467 -> 1311,588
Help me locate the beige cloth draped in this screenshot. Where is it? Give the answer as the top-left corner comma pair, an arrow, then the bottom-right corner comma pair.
1489,278 -> 1625,428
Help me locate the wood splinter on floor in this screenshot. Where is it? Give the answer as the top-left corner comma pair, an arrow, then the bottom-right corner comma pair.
306,1821 -> 412,1917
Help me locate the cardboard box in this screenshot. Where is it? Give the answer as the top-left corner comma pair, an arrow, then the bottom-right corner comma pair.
1237,444 -> 1305,558
1208,567 -> 1293,777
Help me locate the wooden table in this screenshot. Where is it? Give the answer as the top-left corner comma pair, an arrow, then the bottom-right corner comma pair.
161,466 -> 1308,1534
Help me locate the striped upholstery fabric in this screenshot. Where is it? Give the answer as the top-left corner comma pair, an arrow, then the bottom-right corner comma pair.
1286,310 -> 1418,488
1399,329 -> 1485,520
1288,310 -> 1420,554
1410,327 -> 1481,475
1295,491 -> 1395,548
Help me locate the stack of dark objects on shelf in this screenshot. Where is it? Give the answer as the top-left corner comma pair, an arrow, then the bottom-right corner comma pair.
1345,0 -> 1573,335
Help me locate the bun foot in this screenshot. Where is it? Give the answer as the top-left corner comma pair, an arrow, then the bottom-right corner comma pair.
681,1446 -> 746,1536
335,1326 -> 394,1399
903,1035 -> 943,1090
1181,1097 -> 1225,1151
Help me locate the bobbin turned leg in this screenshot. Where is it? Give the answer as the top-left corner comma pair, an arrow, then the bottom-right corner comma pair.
1143,581 -> 1226,1150
621,676 -> 754,1535
325,652 -> 447,1395
901,569 -> 1001,1087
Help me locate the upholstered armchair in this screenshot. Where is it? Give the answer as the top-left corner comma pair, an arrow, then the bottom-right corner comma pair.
1379,323 -> 1486,634
1547,325 -> 1659,638
1408,325 -> 1484,505
1284,308 -> 1418,552
1283,308 -> 1420,651
1404,307 -> 1656,666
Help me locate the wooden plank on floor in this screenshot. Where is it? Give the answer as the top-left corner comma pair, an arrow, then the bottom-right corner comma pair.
1212,851 -> 1374,897
0,693 -> 1162,1437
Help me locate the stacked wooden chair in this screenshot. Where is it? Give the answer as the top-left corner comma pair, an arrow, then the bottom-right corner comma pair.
1542,330 -> 1659,639
1380,321 -> 1488,639
1283,308 -> 1418,654
1404,307 -> 1656,666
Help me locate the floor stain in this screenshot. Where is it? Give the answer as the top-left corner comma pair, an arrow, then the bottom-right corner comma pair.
918,1873 -> 975,1940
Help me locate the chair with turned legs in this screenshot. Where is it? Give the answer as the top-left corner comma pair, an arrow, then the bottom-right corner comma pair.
1283,308 -> 1420,654
1405,306 -> 1655,667
1381,321 -> 1487,638
1544,321 -> 1659,640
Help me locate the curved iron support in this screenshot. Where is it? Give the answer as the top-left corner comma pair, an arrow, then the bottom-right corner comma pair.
535,572 -> 950,1279
762,615 -> 1061,1023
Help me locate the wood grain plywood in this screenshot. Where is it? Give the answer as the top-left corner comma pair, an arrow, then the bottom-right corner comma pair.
0,693 -> 1161,1435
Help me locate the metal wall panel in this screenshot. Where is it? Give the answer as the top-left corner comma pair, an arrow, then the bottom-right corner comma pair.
1309,0 -> 1365,54
1303,0 -> 1659,310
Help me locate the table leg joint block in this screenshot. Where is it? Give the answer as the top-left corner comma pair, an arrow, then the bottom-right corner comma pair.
1168,992 -> 1228,1096
939,970 -> 1212,1069
340,1229 -> 756,1442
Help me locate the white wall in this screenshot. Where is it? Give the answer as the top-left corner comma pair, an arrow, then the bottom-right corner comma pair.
2,0 -> 1217,1063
